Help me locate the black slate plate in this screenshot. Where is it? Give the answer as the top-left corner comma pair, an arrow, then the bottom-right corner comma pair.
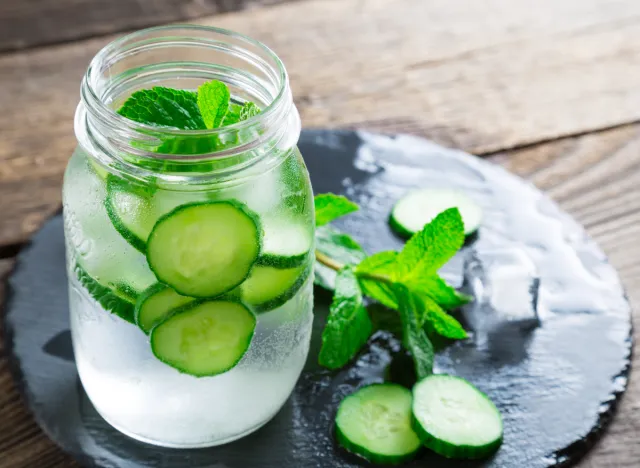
3,130 -> 632,468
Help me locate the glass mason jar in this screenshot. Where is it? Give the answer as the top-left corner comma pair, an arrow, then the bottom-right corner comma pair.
63,26 -> 314,448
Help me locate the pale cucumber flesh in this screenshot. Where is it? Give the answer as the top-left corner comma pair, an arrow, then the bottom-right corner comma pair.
146,201 -> 262,298
150,300 -> 256,377
411,375 -> 503,459
241,262 -> 310,312
336,384 -> 421,465
390,188 -> 482,237
135,284 -> 196,334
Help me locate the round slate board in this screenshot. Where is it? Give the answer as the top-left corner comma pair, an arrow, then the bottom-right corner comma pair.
3,130 -> 632,468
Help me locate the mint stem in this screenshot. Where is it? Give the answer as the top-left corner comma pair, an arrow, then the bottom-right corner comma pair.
315,250 -> 345,271
315,250 -> 392,284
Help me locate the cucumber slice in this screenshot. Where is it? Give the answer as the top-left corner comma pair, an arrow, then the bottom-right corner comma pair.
150,300 -> 256,377
147,201 -> 262,298
65,152 -> 157,320
412,375 -> 503,459
105,177 -> 156,252
105,177 -> 211,252
74,264 -> 136,324
89,158 -> 110,180
336,384 -> 421,465
260,218 -> 313,268
134,284 -> 196,334
241,262 -> 310,312
390,188 -> 482,237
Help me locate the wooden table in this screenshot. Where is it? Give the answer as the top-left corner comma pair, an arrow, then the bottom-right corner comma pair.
1,0 -> 640,466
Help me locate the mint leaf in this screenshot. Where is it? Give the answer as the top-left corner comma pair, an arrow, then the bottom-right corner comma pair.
356,250 -> 469,312
197,80 -> 230,129
358,257 -> 467,340
393,283 -> 434,379
240,102 -> 260,120
368,303 -> 403,337
421,296 -> 467,340
223,101 -> 261,125
319,266 -> 373,369
118,87 -> 205,129
315,194 -> 359,227
394,208 -> 465,282
315,226 -> 366,290
406,275 -> 472,310
155,135 -> 220,155
355,251 -> 398,309
223,102 -> 243,125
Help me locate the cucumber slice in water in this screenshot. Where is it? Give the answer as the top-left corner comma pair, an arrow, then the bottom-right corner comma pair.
105,177 -> 156,252
150,300 -> 256,377
390,188 -> 482,237
134,284 -> 195,334
105,176 -> 210,252
65,153 -> 157,319
261,217 -> 312,268
147,201 -> 262,298
89,159 -> 110,180
74,264 -> 136,324
241,262 -> 310,312
412,375 -> 503,459
336,384 -> 421,465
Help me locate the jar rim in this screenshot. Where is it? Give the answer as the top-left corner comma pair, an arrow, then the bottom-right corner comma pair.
82,24 -> 289,141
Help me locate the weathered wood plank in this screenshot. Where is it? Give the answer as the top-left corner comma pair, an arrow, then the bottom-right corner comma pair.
211,0 -> 640,152
2,0 -> 640,244
0,0 -> 292,53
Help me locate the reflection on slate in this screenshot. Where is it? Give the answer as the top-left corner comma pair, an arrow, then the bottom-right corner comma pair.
3,130 -> 632,468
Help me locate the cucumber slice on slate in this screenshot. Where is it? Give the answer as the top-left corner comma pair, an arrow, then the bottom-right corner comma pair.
335,384 -> 421,465
146,201 -> 262,298
412,374 -> 503,459
134,284 -> 195,334
390,188 -> 482,237
150,300 -> 256,377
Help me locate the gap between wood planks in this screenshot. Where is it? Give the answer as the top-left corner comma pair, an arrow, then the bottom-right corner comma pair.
478,120 -> 640,157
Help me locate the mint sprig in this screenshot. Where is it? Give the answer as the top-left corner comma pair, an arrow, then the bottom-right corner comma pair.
117,80 -> 261,156
314,195 -> 470,374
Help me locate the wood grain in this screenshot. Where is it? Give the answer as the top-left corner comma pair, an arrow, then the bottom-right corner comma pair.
0,0 -> 292,53
2,0 -> 640,246
1,125 -> 640,467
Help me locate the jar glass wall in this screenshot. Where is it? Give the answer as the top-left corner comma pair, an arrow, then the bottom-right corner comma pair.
63,26 -> 314,448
